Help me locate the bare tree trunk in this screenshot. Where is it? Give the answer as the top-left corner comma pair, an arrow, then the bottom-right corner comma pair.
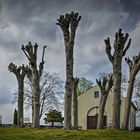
97,95 -> 108,129
64,85 -> 72,129
104,29 -> 131,129
64,43 -> 74,129
112,59 -> 122,129
8,63 -> 28,128
57,11 -> 81,129
32,69 -> 40,127
71,78 -> 79,129
123,76 -> 135,130
22,43 -> 46,128
17,80 -> 24,127
122,54 -> 140,130
96,75 -> 113,129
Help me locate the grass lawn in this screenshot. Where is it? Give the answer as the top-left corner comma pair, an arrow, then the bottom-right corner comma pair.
0,128 -> 140,140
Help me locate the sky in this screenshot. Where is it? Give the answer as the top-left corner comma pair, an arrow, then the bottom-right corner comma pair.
0,0 -> 140,125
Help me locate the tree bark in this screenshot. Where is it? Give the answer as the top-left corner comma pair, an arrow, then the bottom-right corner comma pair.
104,29 -> 131,129
112,57 -> 122,129
71,78 -> 79,129
64,42 -> 74,129
32,68 -> 40,127
17,79 -> 24,127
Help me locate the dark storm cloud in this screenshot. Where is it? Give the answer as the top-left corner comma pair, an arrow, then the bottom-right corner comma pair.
121,0 -> 140,30
0,0 -> 130,52
0,0 -> 136,79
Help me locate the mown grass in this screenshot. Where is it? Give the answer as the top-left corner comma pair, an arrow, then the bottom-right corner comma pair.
0,128 -> 140,140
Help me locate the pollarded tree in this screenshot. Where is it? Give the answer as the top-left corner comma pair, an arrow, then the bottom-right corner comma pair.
122,52 -> 140,130
21,42 -> 46,128
71,77 -> 79,129
8,63 -> 29,127
96,74 -> 113,129
104,29 -> 131,129
57,11 -> 81,129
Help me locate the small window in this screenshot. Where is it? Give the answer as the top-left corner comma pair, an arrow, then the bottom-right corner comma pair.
94,91 -> 99,98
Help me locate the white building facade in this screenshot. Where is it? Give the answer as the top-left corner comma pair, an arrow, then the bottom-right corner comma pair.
78,85 -> 137,130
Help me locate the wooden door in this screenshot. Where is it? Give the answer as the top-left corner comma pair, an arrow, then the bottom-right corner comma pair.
87,115 -> 107,129
87,115 -> 98,129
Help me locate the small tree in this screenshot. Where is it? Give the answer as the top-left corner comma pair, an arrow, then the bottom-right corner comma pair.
44,109 -> 63,129
13,109 -> 18,126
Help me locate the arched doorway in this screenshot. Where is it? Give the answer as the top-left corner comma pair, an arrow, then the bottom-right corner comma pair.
87,106 -> 107,129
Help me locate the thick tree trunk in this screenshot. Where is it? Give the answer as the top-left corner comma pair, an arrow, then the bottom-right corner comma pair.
71,78 -> 79,129
64,88 -> 72,129
97,94 -> 108,129
32,69 -> 40,128
64,43 -> 74,129
71,90 -> 78,129
122,75 -> 135,130
112,59 -> 122,129
17,80 -> 24,127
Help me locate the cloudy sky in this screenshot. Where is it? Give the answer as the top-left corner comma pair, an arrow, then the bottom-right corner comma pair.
0,0 -> 140,124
